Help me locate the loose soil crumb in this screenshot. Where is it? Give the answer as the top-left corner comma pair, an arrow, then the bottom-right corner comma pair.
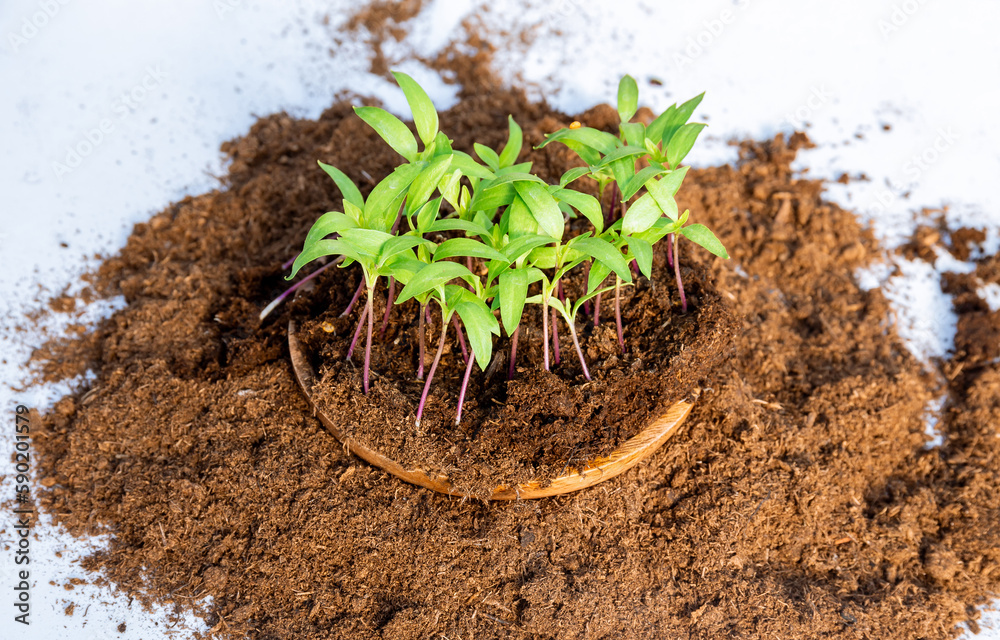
31,76 -> 1000,640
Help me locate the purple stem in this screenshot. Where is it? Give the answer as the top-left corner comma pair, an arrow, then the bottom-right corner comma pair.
552,281 -> 564,365
455,344 -> 476,425
666,233 -> 674,267
568,324 -> 591,381
614,277 -> 625,353
452,314 -> 469,364
342,279 -> 365,317
542,294 -> 551,371
508,325 -> 520,381
346,302 -> 369,360
593,291 -> 602,326
416,316 -> 449,426
417,304 -> 426,380
582,262 -> 592,317
380,277 -> 395,338
673,233 -> 687,313
281,255 -> 296,271
363,288 -> 374,394
259,257 -> 342,321
426,305 -> 433,324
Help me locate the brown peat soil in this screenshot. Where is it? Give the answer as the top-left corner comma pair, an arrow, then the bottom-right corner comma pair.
30,70 -> 1000,640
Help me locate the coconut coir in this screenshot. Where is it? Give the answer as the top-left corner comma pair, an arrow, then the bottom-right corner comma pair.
33,86 -> 1000,638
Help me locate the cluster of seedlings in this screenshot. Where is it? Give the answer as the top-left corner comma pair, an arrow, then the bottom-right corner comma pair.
271,72 -> 728,425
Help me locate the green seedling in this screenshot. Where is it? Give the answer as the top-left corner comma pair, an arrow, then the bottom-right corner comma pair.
282,72 -> 729,426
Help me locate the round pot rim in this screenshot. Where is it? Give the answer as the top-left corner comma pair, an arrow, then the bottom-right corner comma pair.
288,317 -> 698,500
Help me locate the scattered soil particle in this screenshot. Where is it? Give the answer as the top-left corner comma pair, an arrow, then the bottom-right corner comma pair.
31,78 -> 1000,640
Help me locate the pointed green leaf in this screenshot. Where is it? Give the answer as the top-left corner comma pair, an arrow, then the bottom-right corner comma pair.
645,176 -> 679,221
391,71 -> 438,147
288,239 -> 358,280
559,166 -> 591,187
552,188 -> 603,234
628,237 -> 653,278
537,127 -> 620,156
502,233 -> 554,263
339,228 -> 394,259
454,296 -> 499,369
407,155 -> 453,216
587,259 -> 611,293
474,143 -> 500,171
396,261 -> 476,304
354,106 -> 417,161
621,122 -> 645,147
680,223 -> 729,259
303,211 -> 359,248
317,162 -> 364,210
572,237 -> 631,283
448,150 -> 495,179
498,269 -> 528,334
378,235 -> 434,267
507,194 -> 539,238
621,164 -> 668,201
617,74 -> 639,123
468,182 -> 517,213
498,115 -> 523,168
434,238 -> 509,263
427,217 -> 492,238
363,163 -> 422,232
515,181 -> 564,240
666,122 -> 707,168
621,192 -> 663,235
415,197 -> 443,232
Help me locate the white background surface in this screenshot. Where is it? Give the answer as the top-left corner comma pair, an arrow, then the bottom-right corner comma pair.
1,0 -> 998,637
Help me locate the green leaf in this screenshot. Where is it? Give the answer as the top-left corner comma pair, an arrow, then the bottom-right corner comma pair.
468,182 -> 517,213
339,228 -> 394,259
363,163 -> 422,232
680,223 -> 729,259
396,261 -> 476,304
448,151 -> 495,180
559,166 -> 591,187
552,188 -> 603,234
391,70 -> 439,147
620,164 -> 668,201
621,192 -> 663,235
474,143 -> 500,171
378,234 -> 434,267
572,237 -> 632,283
427,217 -> 491,238
666,122 -> 707,168
657,166 -> 690,198
454,295 -> 499,369
434,238 -> 509,263
407,155 -> 454,216
537,127 -> 620,156
303,211 -> 359,248
617,74 -> 639,123
628,237 -> 653,278
649,92 -> 705,146
514,181 -> 564,240
527,246 -> 558,270
288,239 -> 356,280
498,269 -> 528,334
498,115 -> 523,168
645,176 -> 679,221
507,194 -> 539,238
502,233 -> 554,263
415,197 -> 443,232
592,145 -> 647,170
317,162 -> 364,211
354,106 -> 418,162
621,122 -> 645,147
587,259 -> 611,293
386,255 -> 428,287
609,157 -> 636,191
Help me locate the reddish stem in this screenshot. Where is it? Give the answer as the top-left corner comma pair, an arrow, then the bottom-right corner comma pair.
342,279 -> 365,317
455,345 -> 476,425
593,291 -> 602,326
380,277 -> 395,338
416,316 -> 449,426
673,233 -> 687,313
452,314 -> 469,364
508,325 -> 520,381
417,304 -> 426,380
552,281 -> 564,365
666,234 -> 675,268
614,277 -> 625,353
363,288 -> 374,394
259,257 -> 341,321
346,302 -> 369,360
542,294 -> 550,371
568,324 -> 591,381
582,262 -> 592,317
